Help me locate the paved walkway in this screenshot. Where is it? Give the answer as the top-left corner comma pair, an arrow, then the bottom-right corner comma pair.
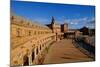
43,39 -> 93,64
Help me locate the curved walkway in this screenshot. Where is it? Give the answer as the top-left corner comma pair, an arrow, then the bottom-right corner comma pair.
43,39 -> 93,64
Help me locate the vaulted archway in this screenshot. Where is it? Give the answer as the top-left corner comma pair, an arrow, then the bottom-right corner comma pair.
32,49 -> 35,62
23,55 -> 29,66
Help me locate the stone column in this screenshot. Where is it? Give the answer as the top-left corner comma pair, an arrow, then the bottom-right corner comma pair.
29,53 -> 32,65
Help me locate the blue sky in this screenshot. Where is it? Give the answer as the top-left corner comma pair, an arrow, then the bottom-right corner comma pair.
11,0 -> 95,29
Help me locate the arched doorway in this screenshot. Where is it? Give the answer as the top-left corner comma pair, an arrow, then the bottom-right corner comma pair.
23,55 -> 29,66
32,49 -> 35,62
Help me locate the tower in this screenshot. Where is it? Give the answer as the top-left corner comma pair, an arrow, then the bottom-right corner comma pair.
51,16 -> 56,33
63,22 -> 68,33
51,16 -> 55,25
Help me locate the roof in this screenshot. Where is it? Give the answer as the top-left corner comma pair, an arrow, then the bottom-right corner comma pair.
11,14 -> 50,29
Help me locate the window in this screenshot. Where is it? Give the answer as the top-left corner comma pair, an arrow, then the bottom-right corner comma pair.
16,28 -> 20,37
36,47 -> 38,55
32,50 -> 35,62
38,31 -> 40,35
40,45 -> 41,50
29,30 -> 31,36
42,44 -> 44,47
34,31 -> 36,35
11,16 -> 14,20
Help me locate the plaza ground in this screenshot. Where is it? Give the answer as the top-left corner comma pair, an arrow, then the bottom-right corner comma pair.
43,39 -> 93,64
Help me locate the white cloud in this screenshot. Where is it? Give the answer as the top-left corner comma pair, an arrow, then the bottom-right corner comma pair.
86,17 -> 95,28
66,17 -> 95,25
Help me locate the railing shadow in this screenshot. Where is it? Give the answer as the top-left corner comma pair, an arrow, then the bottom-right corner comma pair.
72,37 -> 95,59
